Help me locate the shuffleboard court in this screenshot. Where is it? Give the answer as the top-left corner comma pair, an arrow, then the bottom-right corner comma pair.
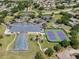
47,31 -> 56,41
57,31 -> 66,41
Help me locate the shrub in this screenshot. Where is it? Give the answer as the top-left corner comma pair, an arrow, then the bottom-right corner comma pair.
59,40 -> 70,48
54,44 -> 62,52
35,52 -> 44,59
45,48 -> 54,57
0,35 -> 3,39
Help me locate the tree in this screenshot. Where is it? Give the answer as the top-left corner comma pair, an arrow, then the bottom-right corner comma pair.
70,38 -> 79,49
71,24 -> 79,32
4,0 -> 8,4
59,40 -> 70,48
17,1 -> 30,11
66,0 -> 71,4
0,34 -> 3,39
33,3 -> 40,8
0,43 -> 2,47
56,16 -> 69,25
6,3 -> 11,8
18,2 -> 25,11
0,10 -> 8,18
0,10 -> 7,24
73,3 -> 79,8
70,24 -> 79,49
38,12 -> 42,18
42,23 -> 47,29
56,13 -> 71,26
0,18 -> 4,25
70,30 -> 78,38
70,24 -> 79,39
11,6 -> 18,13
29,14 -> 35,19
56,19 -> 63,24
35,52 -> 44,59
76,54 -> 79,59
59,12 -> 72,18
62,16 -> 70,25
56,5 -> 65,9
54,44 -> 62,52
51,12 -> 54,16
45,48 -> 54,57
38,7 -> 44,10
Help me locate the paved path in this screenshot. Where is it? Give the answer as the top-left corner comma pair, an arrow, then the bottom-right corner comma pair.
6,33 -> 17,51
37,41 -> 43,52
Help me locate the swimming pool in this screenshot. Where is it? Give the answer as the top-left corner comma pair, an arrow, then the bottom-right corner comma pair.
9,23 -> 41,32
13,33 -> 28,51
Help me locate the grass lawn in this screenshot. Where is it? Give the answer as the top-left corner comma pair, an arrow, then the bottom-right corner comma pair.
76,34 -> 79,41
41,39 -> 54,49
47,22 -> 53,28
0,35 -> 15,50
4,16 -> 15,23
53,14 -> 63,20
0,25 -> 5,34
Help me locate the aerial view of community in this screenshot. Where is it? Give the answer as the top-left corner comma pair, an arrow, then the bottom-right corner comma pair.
0,0 -> 79,59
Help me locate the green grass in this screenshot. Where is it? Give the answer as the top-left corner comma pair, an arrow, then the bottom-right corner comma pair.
0,35 -> 15,50
4,16 -> 15,23
0,25 -> 5,34
47,22 -> 53,29
53,14 -> 63,20
41,40 -> 54,49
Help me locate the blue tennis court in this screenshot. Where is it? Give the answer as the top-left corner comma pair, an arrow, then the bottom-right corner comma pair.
57,31 -> 66,41
47,31 -> 56,41
13,33 -> 28,51
45,29 -> 70,42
